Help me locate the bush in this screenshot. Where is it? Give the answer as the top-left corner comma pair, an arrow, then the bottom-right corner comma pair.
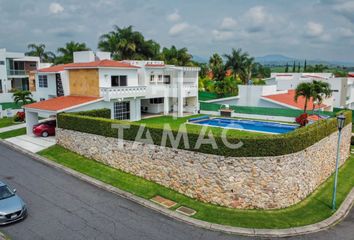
57,110 -> 352,157
351,136 -> 354,146
14,111 -> 25,122
71,108 -> 111,119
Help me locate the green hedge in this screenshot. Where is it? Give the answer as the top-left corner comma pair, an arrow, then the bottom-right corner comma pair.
71,108 -> 111,119
57,110 -> 351,157
200,102 -> 336,118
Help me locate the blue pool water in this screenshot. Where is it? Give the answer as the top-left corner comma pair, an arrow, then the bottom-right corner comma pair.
194,118 -> 298,134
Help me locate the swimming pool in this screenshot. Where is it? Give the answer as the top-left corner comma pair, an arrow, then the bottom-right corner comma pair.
192,118 -> 298,134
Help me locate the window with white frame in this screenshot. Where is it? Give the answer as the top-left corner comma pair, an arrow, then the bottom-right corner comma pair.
114,102 -> 130,120
150,75 -> 155,82
158,75 -> 163,82
111,75 -> 127,87
38,75 -> 48,88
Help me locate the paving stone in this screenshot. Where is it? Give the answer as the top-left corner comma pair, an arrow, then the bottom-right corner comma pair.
150,195 -> 177,208
176,206 -> 196,216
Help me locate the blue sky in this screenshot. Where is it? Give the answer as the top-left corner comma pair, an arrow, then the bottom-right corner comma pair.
1,0 -> 354,61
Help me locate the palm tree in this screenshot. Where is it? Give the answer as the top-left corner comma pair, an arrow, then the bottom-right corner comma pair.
160,46 -> 193,66
240,56 -> 254,84
26,43 -> 56,62
12,90 -> 34,106
209,53 -> 223,68
55,41 -> 90,64
294,82 -> 313,113
224,48 -> 252,84
311,80 -> 332,112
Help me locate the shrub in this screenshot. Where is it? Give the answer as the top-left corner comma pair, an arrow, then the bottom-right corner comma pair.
296,113 -> 309,126
57,110 -> 352,157
14,111 -> 25,122
71,108 -> 111,119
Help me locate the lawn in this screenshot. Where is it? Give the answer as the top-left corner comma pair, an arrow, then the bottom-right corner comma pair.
39,145 -> 354,229
137,115 -> 265,137
0,128 -> 26,139
0,117 -> 21,128
0,102 -> 23,110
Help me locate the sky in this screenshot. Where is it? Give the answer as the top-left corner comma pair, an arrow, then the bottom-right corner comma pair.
1,0 -> 354,62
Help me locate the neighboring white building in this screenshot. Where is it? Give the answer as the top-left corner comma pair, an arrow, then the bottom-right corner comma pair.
24,51 -> 199,134
267,73 -> 354,109
206,85 -> 333,111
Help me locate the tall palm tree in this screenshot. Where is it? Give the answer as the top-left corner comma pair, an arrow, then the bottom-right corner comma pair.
311,80 -> 332,112
55,41 -> 90,64
224,48 -> 251,84
160,46 -> 193,66
12,90 -> 34,105
26,43 -> 56,62
294,82 -> 313,113
209,53 -> 223,68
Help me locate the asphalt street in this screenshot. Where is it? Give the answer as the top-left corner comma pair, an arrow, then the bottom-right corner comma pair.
0,143 -> 353,240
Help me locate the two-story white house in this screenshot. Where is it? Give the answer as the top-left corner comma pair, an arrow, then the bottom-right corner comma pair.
24,51 -> 199,134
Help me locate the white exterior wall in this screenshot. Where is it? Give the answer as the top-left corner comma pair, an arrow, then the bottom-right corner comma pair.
99,68 -> 139,87
35,73 -> 57,101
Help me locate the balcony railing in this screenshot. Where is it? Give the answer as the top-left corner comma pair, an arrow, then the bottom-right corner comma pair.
100,86 -> 147,101
7,69 -> 27,76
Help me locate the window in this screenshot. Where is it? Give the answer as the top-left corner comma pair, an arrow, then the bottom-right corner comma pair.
0,61 -> 4,65
38,75 -> 48,88
111,75 -> 127,87
332,90 -> 339,93
163,75 -> 171,84
150,75 -> 155,82
158,75 -> 163,82
0,80 -> 2,93
114,102 -> 130,120
149,98 -> 164,104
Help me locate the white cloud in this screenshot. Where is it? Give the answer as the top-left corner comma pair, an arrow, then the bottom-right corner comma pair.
49,2 -> 64,14
220,17 -> 237,30
168,22 -> 190,36
305,21 -> 324,37
167,10 -> 181,22
212,29 -> 234,41
338,27 -> 354,37
245,6 -> 273,32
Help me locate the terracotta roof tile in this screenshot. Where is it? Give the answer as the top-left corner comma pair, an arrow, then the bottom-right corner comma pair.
263,90 -> 327,110
24,96 -> 102,112
38,60 -> 139,73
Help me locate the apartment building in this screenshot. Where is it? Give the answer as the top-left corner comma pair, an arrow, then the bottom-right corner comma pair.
24,51 -> 199,134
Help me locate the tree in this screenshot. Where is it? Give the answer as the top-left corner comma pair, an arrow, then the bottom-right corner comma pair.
311,80 -> 332,112
25,43 -> 56,62
294,82 -> 313,113
304,60 -> 307,72
55,41 -> 90,64
285,63 -> 289,73
198,63 -> 209,79
12,90 -> 34,105
224,48 -> 253,84
211,64 -> 227,96
160,45 -> 194,66
292,61 -> 296,72
98,25 -> 161,60
209,53 -> 223,68
297,62 -> 301,73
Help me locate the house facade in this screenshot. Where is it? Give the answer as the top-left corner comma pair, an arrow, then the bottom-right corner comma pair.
267,73 -> 354,109
0,48 -> 43,102
24,51 -> 199,134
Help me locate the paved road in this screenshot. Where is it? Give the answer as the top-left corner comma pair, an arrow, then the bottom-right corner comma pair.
0,143 -> 353,240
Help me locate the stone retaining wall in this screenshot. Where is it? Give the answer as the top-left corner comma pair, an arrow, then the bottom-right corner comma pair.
56,124 -> 351,209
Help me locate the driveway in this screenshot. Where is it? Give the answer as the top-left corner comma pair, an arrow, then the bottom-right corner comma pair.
0,143 -> 353,240
5,135 -> 55,153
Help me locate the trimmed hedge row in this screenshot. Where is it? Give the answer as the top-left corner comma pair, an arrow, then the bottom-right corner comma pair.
57,110 -> 352,157
72,108 -> 111,119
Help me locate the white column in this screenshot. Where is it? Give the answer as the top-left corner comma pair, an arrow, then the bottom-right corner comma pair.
177,70 -> 184,117
163,97 -> 169,115
25,110 -> 39,136
129,99 -> 141,121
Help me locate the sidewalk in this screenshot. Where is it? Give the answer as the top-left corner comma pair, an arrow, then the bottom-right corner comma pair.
0,122 -> 25,133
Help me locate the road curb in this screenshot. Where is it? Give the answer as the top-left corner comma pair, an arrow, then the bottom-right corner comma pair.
1,139 -> 353,238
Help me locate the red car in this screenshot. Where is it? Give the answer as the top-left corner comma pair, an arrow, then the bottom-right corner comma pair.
32,120 -> 56,137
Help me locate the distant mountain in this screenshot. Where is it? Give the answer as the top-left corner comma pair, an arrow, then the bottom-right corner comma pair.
255,54 -> 354,67
192,55 -> 208,63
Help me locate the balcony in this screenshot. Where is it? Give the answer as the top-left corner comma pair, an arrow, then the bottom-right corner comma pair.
100,86 -> 147,101
7,69 -> 27,76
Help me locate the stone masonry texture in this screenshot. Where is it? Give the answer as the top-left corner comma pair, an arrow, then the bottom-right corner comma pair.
56,124 -> 351,209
